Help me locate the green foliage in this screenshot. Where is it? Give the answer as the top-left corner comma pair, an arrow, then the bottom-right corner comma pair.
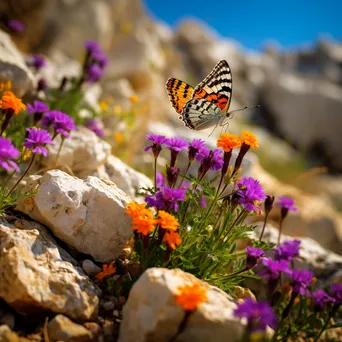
0,186 -> 33,216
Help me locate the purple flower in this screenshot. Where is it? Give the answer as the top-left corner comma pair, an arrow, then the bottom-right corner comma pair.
145,185 -> 186,212
188,139 -> 206,162
85,40 -> 101,53
275,240 -> 301,261
258,258 -> 291,280
42,110 -> 75,138
31,55 -> 46,70
87,64 -> 103,83
331,283 -> 342,304
165,137 -> 188,152
165,137 -> 188,167
27,100 -> 49,114
85,119 -> 104,137
290,269 -> 313,295
196,147 -> 223,171
0,138 -> 19,171
246,246 -> 265,269
235,177 -> 266,213
7,19 -> 24,32
91,50 -> 109,68
24,128 -> 54,157
276,196 -> 298,212
200,195 -> 206,208
312,290 -> 335,307
156,172 -> 164,188
144,134 -> 168,158
233,299 -> 277,332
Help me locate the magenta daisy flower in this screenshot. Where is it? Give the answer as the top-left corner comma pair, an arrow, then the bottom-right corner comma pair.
312,290 -> 335,308
42,110 -> 75,138
87,64 -> 104,82
188,139 -> 206,162
246,246 -> 265,269
0,138 -> 19,171
290,269 -> 313,296
233,299 -> 277,332
85,119 -> 104,137
331,283 -> 342,304
7,19 -> 24,32
275,240 -> 301,261
258,258 -> 291,280
235,177 -> 266,213
277,196 -> 298,212
144,134 -> 168,158
24,128 -> 54,157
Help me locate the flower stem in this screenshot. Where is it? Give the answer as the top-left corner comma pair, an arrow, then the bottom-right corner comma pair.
259,212 -> 269,241
7,154 -> 35,197
277,217 -> 284,245
178,161 -> 191,188
169,310 -> 192,342
209,266 -> 248,281
153,156 -> 157,190
54,137 -> 65,168
314,304 -> 339,342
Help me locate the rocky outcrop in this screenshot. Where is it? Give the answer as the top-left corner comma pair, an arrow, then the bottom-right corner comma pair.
0,29 -> 36,96
119,268 -> 245,342
16,170 -> 133,262
0,218 -> 99,320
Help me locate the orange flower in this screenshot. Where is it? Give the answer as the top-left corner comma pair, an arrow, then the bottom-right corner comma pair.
96,264 -> 116,280
163,230 -> 182,250
158,210 -> 179,231
129,95 -> 139,104
175,283 -> 208,311
125,201 -> 157,236
0,91 -> 26,114
217,133 -> 241,152
240,130 -> 258,149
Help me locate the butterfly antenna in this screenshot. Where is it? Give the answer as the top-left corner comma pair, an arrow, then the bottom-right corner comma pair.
227,105 -> 260,116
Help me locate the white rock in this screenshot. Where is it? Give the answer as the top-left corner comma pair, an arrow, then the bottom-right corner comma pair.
48,314 -> 93,341
43,127 -> 111,173
0,29 -> 36,96
16,170 -> 133,262
119,268 -> 244,342
92,155 -> 153,199
0,218 -> 99,320
251,223 -> 342,277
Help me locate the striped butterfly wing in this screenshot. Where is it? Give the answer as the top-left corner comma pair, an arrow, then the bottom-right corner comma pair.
193,60 -> 233,115
182,98 -> 225,130
166,78 -> 194,116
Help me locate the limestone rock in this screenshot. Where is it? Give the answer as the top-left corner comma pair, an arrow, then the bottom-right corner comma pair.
91,155 -> 153,199
251,163 -> 342,254
0,218 -> 99,320
16,170 -> 133,262
119,268 -> 244,342
0,29 -> 36,96
48,315 -> 93,341
250,223 -> 342,279
43,127 -> 111,173
261,72 -> 342,172
0,325 -> 31,342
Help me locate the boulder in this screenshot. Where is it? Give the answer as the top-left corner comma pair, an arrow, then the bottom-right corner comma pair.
0,218 -> 99,320
0,29 -> 36,96
48,315 -> 93,341
91,155 -> 153,199
0,325 -> 31,342
16,170 -> 133,262
251,163 -> 342,254
43,127 -> 111,173
261,72 -> 342,172
119,268 -> 244,342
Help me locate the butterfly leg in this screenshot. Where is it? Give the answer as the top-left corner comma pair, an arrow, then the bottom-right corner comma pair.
208,121 -> 220,137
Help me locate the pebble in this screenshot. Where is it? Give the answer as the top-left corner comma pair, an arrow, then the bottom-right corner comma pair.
102,301 -> 115,311
113,310 -> 120,317
82,259 -> 101,277
0,313 -> 15,330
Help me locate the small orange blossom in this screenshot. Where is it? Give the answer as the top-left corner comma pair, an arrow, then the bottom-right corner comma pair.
217,133 -> 241,152
0,91 -> 26,114
163,230 -> 182,250
240,130 -> 258,150
158,210 -> 179,231
175,283 -> 208,311
96,264 -> 116,280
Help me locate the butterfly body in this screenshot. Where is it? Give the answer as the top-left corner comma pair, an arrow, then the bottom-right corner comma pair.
166,60 -> 233,130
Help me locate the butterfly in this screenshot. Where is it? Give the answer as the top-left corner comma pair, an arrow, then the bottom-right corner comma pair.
166,60 -> 251,131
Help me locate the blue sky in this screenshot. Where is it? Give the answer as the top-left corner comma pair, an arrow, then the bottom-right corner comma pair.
144,0 -> 341,50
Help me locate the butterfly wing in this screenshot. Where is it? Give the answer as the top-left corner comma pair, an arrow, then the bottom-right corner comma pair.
193,60 -> 233,114
166,78 -> 194,115
181,98 -> 225,130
